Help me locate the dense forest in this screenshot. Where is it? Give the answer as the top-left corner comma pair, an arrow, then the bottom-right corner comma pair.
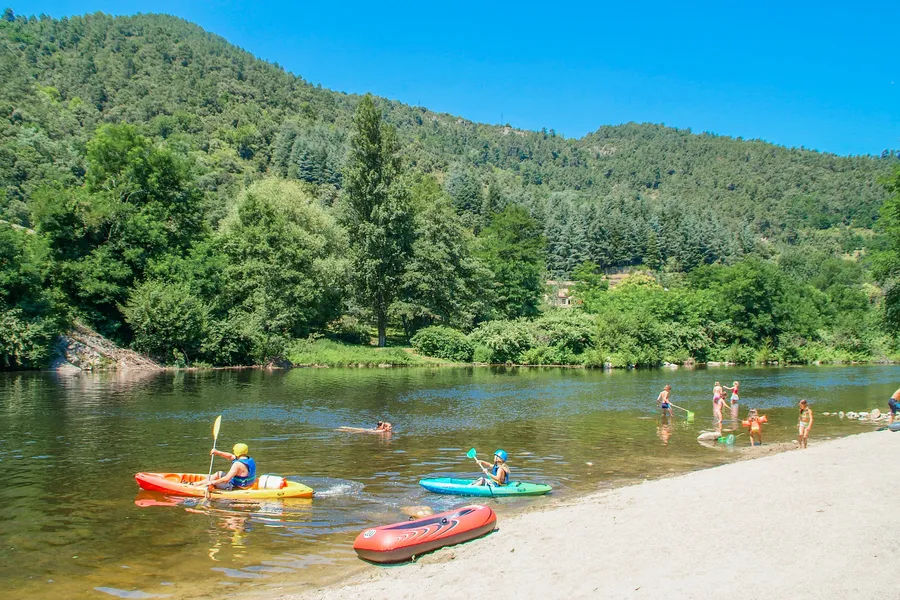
1,9 -> 899,369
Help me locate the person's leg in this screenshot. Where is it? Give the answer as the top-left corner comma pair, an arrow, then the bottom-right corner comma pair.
731,402 -> 739,419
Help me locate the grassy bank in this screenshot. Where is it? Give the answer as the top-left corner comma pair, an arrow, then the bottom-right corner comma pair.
285,339 -> 438,367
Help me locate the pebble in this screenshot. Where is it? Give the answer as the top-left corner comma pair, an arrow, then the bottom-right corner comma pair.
586,462 -> 593,466
838,412 -> 845,418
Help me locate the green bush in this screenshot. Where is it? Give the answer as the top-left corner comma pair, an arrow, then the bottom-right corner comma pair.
520,345 -> 576,365
468,320 -> 534,363
410,326 -> 473,362
527,311 -> 596,354
123,280 -> 209,364
327,316 -> 371,345
472,345 -> 494,363
0,307 -> 60,369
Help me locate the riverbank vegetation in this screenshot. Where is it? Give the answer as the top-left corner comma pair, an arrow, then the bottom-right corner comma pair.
1,10 -> 899,370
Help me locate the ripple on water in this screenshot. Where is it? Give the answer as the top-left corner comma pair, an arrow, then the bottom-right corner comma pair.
95,587 -> 170,599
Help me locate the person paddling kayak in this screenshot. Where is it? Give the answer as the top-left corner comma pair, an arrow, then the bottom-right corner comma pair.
202,443 -> 257,490
470,449 -> 510,486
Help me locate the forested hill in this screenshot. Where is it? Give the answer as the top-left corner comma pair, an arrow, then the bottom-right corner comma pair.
2,9 -> 896,260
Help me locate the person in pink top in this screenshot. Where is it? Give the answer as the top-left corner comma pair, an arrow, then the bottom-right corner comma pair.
712,381 -> 726,426
723,381 -> 740,419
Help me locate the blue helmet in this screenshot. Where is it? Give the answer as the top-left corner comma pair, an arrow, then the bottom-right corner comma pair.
493,449 -> 508,462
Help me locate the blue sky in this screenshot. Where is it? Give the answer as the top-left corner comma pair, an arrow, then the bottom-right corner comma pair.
17,1 -> 900,156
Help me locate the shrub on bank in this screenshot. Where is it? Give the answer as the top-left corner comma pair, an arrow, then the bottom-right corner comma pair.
410,326 -> 474,362
472,345 -> 494,363
468,320 -> 534,363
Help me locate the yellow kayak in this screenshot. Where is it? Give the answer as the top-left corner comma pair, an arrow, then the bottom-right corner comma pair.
134,472 -> 314,499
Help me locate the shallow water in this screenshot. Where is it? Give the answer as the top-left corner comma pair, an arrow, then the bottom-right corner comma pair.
1,365 -> 895,599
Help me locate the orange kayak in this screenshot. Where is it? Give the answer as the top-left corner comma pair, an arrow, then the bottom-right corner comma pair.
134,472 -> 314,499
353,504 -> 496,563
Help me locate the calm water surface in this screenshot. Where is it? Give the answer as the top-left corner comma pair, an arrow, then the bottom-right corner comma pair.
1,365 -> 896,599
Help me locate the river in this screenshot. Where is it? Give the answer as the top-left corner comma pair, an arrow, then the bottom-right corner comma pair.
1,365 -> 895,599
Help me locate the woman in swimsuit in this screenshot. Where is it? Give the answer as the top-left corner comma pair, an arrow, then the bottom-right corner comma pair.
712,381 -> 726,426
656,385 -> 673,417
723,381 -> 740,419
797,399 -> 813,449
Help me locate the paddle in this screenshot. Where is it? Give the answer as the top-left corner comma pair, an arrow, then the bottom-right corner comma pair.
467,448 -> 487,474
205,415 -> 222,500
670,403 -> 695,423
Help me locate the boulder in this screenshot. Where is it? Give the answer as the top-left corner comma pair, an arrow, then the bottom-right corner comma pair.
870,409 -> 882,420
401,505 -> 434,519
838,411 -> 845,418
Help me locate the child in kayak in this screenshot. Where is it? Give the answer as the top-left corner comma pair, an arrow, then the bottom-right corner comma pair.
656,385 -> 673,417
797,399 -> 813,449
204,443 -> 257,490
375,420 -> 392,432
470,449 -> 510,486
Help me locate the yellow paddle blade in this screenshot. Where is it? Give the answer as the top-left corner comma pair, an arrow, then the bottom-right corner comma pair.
212,415 -> 222,439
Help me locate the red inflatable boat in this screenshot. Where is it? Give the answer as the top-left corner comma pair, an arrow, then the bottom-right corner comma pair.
353,504 -> 497,563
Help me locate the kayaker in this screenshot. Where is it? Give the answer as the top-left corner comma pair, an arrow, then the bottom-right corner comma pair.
471,449 -> 510,486
204,443 -> 257,490
375,420 -> 392,432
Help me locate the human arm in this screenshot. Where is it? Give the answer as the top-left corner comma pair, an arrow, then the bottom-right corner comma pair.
208,462 -> 241,487
211,448 -> 236,461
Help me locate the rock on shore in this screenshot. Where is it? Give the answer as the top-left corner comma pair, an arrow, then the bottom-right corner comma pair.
50,323 -> 161,372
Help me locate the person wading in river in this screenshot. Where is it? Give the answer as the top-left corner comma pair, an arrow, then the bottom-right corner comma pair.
724,381 -> 740,419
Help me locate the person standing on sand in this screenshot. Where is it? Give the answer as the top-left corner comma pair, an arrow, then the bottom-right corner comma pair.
712,381 -> 726,426
798,399 -> 813,449
656,385 -> 673,417
723,381 -> 740,419
889,388 -> 900,425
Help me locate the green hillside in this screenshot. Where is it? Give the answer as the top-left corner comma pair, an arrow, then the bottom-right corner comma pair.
1,9 -> 898,369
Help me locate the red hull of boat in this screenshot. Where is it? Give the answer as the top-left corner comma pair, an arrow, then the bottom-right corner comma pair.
353,504 -> 497,563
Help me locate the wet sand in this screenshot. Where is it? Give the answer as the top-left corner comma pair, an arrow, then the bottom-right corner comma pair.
278,431 -> 900,600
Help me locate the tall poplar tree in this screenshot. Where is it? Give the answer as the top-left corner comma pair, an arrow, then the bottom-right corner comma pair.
342,94 -> 414,347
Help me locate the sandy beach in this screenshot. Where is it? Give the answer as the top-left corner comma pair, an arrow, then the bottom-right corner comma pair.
279,431 -> 900,600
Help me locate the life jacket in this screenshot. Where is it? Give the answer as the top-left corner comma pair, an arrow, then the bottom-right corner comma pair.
231,456 -> 257,489
491,464 -> 509,485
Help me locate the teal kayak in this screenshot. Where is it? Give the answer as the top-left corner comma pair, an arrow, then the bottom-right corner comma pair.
419,477 -> 552,497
